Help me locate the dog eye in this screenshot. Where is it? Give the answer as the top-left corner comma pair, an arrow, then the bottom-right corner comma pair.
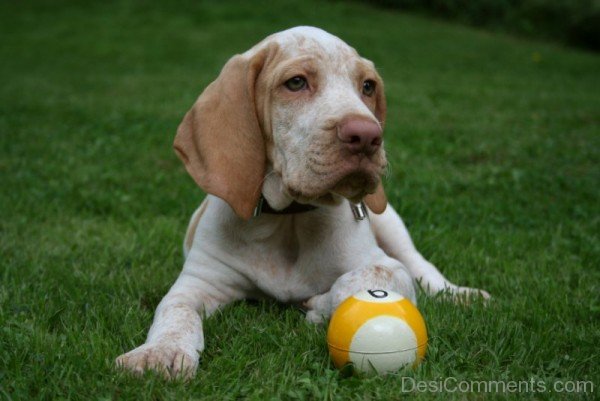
284,76 -> 308,92
362,80 -> 376,96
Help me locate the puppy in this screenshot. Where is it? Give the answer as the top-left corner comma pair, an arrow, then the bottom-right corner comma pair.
116,26 -> 488,379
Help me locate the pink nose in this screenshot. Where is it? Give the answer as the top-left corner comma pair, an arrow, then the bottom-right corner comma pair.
338,118 -> 382,156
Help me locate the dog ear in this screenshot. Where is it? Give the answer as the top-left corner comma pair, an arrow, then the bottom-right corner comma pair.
373,72 -> 387,130
364,72 -> 387,214
174,47 -> 274,220
364,183 -> 387,214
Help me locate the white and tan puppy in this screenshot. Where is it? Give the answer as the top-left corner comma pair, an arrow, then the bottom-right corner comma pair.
116,26 -> 489,379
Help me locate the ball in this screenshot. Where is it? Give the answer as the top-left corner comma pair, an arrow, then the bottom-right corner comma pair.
327,289 -> 427,374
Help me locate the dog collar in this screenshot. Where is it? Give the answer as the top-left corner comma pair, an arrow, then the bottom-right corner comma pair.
253,195 -> 368,221
253,195 -> 317,217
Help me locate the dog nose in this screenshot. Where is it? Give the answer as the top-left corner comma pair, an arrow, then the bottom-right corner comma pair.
338,118 -> 382,155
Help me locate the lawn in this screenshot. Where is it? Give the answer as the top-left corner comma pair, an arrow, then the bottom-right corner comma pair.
1,1 -> 598,400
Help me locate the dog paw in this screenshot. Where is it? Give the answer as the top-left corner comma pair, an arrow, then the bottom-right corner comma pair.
305,310 -> 326,324
445,285 -> 491,304
303,293 -> 331,324
115,343 -> 198,380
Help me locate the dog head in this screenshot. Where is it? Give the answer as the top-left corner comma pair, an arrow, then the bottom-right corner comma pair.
174,26 -> 388,220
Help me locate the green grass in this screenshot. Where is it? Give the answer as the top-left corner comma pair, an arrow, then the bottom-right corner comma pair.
1,0 -> 598,400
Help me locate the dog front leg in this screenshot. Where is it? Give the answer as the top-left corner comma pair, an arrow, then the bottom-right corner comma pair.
116,271 -> 234,379
370,205 -> 490,300
305,259 -> 416,323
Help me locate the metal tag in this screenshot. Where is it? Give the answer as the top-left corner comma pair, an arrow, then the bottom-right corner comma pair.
351,201 -> 368,221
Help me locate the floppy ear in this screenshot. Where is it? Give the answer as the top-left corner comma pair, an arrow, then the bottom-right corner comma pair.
364,73 -> 388,214
174,48 -> 273,220
365,183 -> 387,214
373,72 -> 387,130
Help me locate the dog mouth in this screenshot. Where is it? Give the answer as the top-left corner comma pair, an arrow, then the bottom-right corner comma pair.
285,155 -> 386,204
330,170 -> 380,201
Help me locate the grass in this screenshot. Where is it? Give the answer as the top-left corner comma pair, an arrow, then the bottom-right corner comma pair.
1,0 -> 598,400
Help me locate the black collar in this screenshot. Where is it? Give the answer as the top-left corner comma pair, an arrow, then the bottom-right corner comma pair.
252,195 -> 369,221
253,195 -> 317,217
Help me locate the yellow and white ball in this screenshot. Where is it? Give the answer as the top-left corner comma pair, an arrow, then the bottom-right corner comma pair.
327,289 -> 427,374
